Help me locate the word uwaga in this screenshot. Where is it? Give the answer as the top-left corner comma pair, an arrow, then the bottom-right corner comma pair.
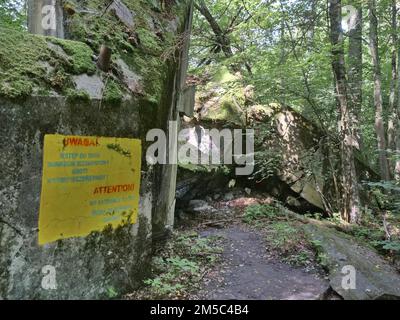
146,121 -> 254,176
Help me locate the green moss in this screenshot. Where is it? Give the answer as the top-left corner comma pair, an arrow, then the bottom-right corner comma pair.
0,29 -> 94,99
66,0 -> 177,104
47,37 -> 96,74
68,11 -> 134,54
65,88 -> 91,102
0,30 -> 49,98
0,0 -> 188,103
103,80 -> 123,105
204,95 -> 245,125
212,66 -> 239,84
121,51 -> 165,104
107,143 -> 132,157
136,27 -> 163,55
0,80 -> 33,98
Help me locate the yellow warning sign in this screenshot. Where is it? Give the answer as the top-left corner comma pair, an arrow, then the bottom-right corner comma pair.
38,134 -> 141,245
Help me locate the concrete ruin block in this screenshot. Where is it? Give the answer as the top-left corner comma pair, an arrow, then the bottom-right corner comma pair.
178,86 -> 196,117
1,0 -> 195,299
72,74 -> 105,100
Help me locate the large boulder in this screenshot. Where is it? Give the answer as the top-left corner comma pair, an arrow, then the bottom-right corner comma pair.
190,67 -> 378,213
304,222 -> 400,300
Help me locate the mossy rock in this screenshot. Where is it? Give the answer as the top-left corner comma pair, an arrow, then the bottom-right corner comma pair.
201,95 -> 245,126
212,66 -> 239,84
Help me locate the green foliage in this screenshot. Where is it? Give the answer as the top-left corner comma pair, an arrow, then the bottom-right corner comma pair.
267,222 -> 297,250
364,180 -> 400,214
189,0 -> 400,171
0,0 -> 26,31
167,257 -> 200,273
136,231 -> 223,299
372,240 -> 400,254
243,204 -> 281,223
105,286 -> 119,299
249,121 -> 282,183
266,221 -> 316,266
143,256 -> 197,296
250,149 -> 282,183
309,239 -> 330,269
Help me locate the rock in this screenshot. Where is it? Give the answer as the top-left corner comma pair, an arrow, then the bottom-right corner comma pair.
304,222 -> 400,300
213,193 -> 221,200
176,166 -> 230,205
166,17 -> 179,33
175,209 -> 187,221
47,42 -> 69,60
286,196 -> 301,208
194,68 -> 379,213
188,200 -> 213,213
244,188 -> 251,195
176,177 -> 198,200
115,58 -> 143,94
107,0 -> 135,29
224,192 -> 234,201
72,74 -> 104,100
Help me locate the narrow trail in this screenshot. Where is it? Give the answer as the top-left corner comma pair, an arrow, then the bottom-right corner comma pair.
191,223 -> 329,300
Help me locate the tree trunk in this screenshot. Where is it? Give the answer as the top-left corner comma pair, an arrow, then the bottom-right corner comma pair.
395,125 -> 400,180
194,0 -> 233,58
329,0 -> 361,223
369,0 -> 391,181
347,1 -> 363,150
388,0 -> 398,173
396,46 -> 400,181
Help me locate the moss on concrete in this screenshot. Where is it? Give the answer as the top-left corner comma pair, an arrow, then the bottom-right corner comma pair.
0,29 -> 96,98
47,38 -> 96,75
103,80 -> 124,105
64,0 -> 178,104
65,88 -> 91,102
0,30 -> 49,98
0,0 -> 186,104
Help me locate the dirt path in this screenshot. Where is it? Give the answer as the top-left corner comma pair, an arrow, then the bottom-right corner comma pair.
192,223 -> 329,300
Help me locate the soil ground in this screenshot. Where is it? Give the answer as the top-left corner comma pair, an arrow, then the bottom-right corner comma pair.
188,221 -> 329,300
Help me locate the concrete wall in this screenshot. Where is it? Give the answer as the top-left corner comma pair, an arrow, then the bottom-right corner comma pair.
0,97 -> 152,299
0,0 -> 193,299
